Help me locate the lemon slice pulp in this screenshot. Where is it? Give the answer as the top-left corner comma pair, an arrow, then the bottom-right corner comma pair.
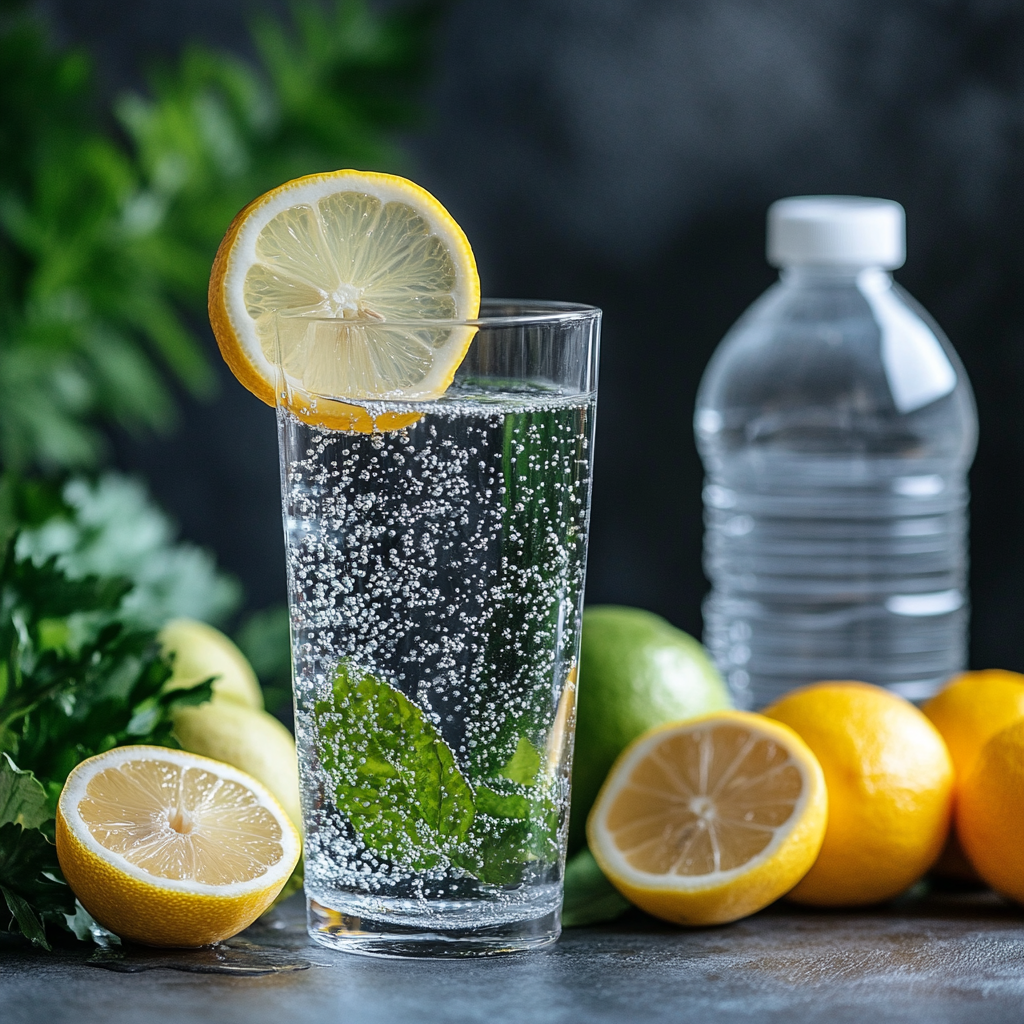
56,745 -> 300,947
587,712 -> 827,926
209,170 -> 480,431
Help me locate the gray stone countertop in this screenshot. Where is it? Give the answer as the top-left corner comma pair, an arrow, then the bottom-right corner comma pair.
3,890 -> 1023,1024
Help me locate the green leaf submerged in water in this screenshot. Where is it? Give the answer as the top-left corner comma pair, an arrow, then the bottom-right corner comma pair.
316,660 -> 477,872
315,660 -> 561,884
462,778 -> 559,886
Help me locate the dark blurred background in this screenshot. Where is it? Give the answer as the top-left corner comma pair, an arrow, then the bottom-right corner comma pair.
39,0 -> 1024,671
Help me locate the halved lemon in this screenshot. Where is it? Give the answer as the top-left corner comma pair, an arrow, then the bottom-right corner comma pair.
587,711 -> 828,926
55,745 -> 301,947
208,169 -> 480,431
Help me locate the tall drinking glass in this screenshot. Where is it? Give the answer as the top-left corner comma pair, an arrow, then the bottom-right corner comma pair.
274,301 -> 600,956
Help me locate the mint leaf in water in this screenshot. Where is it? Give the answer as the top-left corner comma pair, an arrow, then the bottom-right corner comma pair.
499,734 -> 542,785
316,661 -> 476,872
461,779 -> 560,885
462,734 -> 560,884
316,660 -> 561,884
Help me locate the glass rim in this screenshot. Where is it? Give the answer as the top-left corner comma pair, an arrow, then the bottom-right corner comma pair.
273,298 -> 601,330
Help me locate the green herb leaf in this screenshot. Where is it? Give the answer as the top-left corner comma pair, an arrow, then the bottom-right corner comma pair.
316,660 -> 476,871
0,822 -> 75,949
459,779 -> 560,885
499,734 -> 542,785
1,883 -> 49,948
0,535 -> 214,795
0,510 -> 217,948
65,900 -> 119,944
316,660 -> 561,884
560,847 -> 631,928
15,474 -> 240,629
0,753 -> 48,828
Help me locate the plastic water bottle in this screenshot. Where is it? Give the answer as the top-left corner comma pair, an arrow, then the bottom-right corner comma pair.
695,197 -> 977,709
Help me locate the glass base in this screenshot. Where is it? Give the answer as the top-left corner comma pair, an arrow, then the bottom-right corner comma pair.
307,897 -> 561,958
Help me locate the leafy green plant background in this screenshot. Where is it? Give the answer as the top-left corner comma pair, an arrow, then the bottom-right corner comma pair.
0,0 -> 439,946
1,0 -> 435,471
0,0 -> 439,698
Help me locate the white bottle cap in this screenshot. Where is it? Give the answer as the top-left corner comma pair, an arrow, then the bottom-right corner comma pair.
767,196 -> 906,269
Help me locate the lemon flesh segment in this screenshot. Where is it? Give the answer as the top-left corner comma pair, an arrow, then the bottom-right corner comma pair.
78,758 -> 285,885
588,712 -> 827,926
606,723 -> 803,874
56,746 -> 301,947
244,193 -> 467,398
211,172 -> 479,423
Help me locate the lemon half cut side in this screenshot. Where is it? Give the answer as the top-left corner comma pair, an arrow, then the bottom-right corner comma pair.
587,711 -> 827,926
56,745 -> 301,947
208,170 -> 481,432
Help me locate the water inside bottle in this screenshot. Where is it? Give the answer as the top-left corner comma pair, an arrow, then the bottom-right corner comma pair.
701,448 -> 968,708
696,259 -> 976,709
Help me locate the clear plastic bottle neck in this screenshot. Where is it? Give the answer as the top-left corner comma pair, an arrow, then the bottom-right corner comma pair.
778,264 -> 892,287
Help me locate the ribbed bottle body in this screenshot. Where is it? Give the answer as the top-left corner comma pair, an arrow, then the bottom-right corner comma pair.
696,267 -> 976,708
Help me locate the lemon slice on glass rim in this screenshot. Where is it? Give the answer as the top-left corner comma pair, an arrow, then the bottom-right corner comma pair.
587,711 -> 827,926
55,745 -> 301,947
208,169 -> 481,432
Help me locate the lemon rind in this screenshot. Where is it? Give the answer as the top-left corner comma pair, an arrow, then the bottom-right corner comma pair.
58,744 -> 301,899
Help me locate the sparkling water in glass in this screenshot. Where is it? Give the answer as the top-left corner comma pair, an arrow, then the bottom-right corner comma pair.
274,302 -> 600,956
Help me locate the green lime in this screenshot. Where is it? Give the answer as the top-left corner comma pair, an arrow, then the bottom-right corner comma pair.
568,605 -> 730,853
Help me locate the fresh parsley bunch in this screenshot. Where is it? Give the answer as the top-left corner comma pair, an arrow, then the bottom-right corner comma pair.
0,503 -> 212,949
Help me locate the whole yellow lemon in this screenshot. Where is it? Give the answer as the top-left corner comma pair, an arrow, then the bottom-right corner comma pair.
956,719 -> 1024,906
764,681 -> 953,906
922,669 -> 1024,779
160,618 -> 264,710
